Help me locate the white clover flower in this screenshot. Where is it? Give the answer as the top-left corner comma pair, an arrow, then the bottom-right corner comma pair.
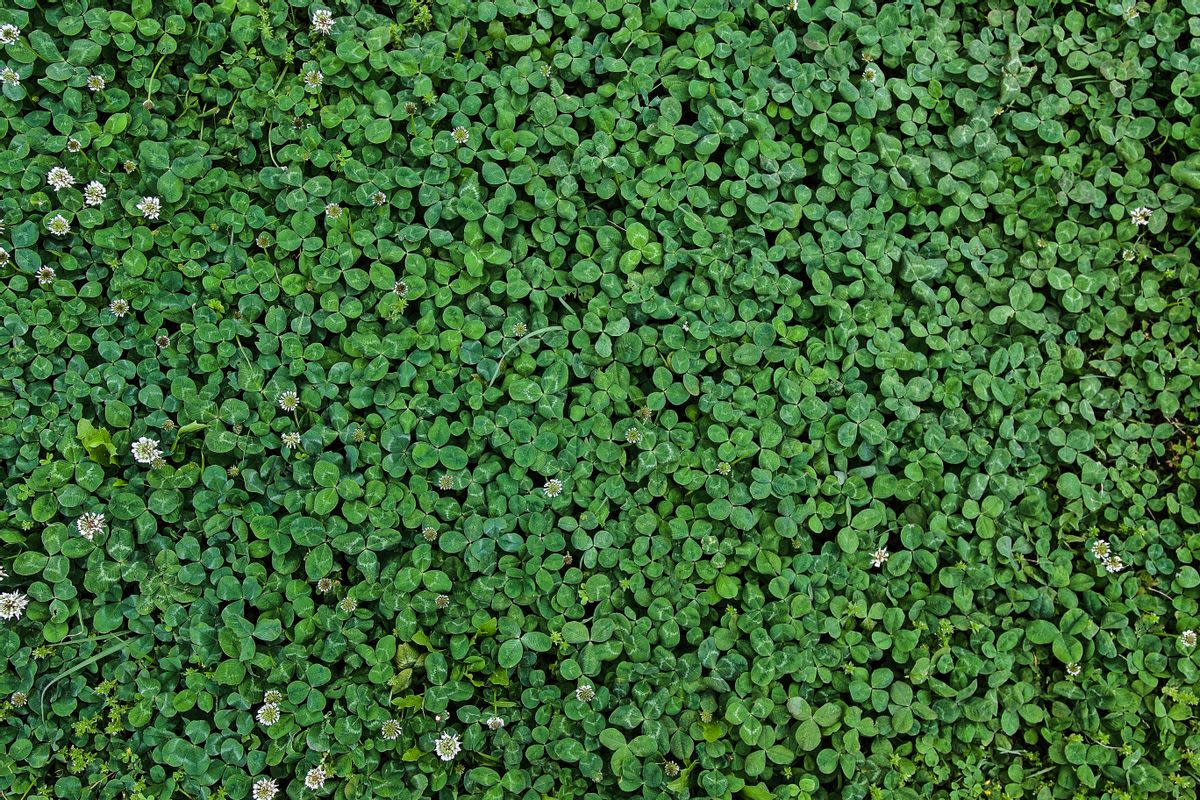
47,167 -> 75,191
282,432 -> 302,449
256,703 -> 281,726
156,333 -> 170,348
324,203 -> 343,220
278,391 -> 300,412
435,594 -> 450,609
86,74 -> 106,92
485,716 -> 504,730
624,427 -> 641,444
381,719 -> 401,740
0,564 -> 7,579
0,24 -> 19,45
304,765 -> 326,790
871,548 -> 890,568
317,577 -> 335,593
371,191 -> 387,206
862,65 -> 880,84
67,138 -> 82,153
511,321 -> 528,336
433,731 -> 461,761
76,512 -> 106,541
1129,206 -> 1151,226
48,214 -> 71,236
393,279 -> 408,297
543,478 -> 563,498
0,67 -> 18,86
541,64 -> 552,78
123,160 -> 137,173
131,436 -> 162,465
311,9 -> 335,35
438,474 -> 455,491
338,596 -> 357,613
1121,248 -> 1136,262
136,196 -> 162,220
1066,662 -> 1081,677
303,69 -> 323,90
0,248 -> 8,268
717,461 -> 732,475
787,0 -> 799,10
109,298 -> 130,317
1103,554 -> 1125,574
422,526 -> 438,541
0,591 -> 29,621
575,684 -> 595,702
83,180 -> 107,206
36,266 -> 56,286
10,691 -> 27,707
263,689 -> 283,704
252,778 -> 278,800
1181,630 -> 1198,648
1090,539 -> 1110,559
452,126 -> 470,145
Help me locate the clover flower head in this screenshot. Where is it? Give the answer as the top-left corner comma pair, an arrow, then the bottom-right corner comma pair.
541,64 -> 552,78
263,689 -> 283,704
136,196 -> 161,220
252,778 -> 278,800
256,703 -> 281,726
156,333 -> 171,349
317,578 -> 335,593
131,436 -> 162,465
871,548 -> 890,568
393,279 -> 408,297
1130,206 -> 1151,226
787,0 -> 798,10
1103,554 -> 1125,574
282,432 -> 302,449
324,203 -> 343,220
575,684 -> 595,702
84,181 -> 107,206
1066,662 -> 1081,677
311,9 -> 335,35
278,391 -> 300,412
512,321 -> 528,336
381,718 -> 402,740
339,596 -> 358,613
664,760 -> 680,777
485,715 -> 504,730
717,461 -> 732,475
452,126 -> 470,145
0,591 -> 29,620
1181,630 -> 1198,648
304,765 -> 326,790
48,167 -> 75,192
67,138 -> 82,153
434,731 -> 461,761
123,160 -> 137,173
0,248 -> 7,268
304,69 -> 323,90
109,298 -> 130,317
0,564 -> 7,579
0,67 -> 19,86
87,74 -> 106,92
0,24 -> 20,45
543,478 -> 563,498
438,474 -> 455,491
1090,539 -> 1110,559
371,191 -> 387,206
77,512 -> 106,541
624,427 -> 641,444
36,266 -> 56,286
10,691 -> 27,707
422,526 -> 438,542
862,65 -> 880,83
48,214 -> 71,236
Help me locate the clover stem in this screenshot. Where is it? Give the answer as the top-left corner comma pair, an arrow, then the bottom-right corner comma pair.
486,325 -> 564,389
145,53 -> 168,104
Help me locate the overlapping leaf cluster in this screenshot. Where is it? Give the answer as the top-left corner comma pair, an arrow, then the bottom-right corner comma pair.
2,0 -> 1200,799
